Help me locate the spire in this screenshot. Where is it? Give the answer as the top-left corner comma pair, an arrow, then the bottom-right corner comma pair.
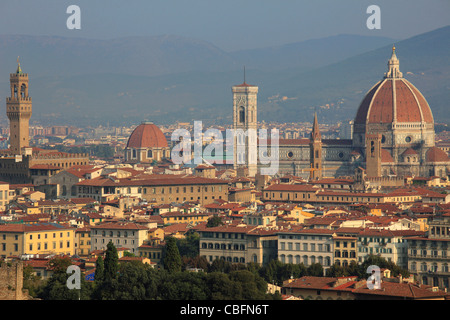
311,112 -> 321,141
16,56 -> 23,74
385,45 -> 402,79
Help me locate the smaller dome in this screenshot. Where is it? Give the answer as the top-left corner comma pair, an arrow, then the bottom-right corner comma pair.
426,147 -> 449,163
127,122 -> 168,149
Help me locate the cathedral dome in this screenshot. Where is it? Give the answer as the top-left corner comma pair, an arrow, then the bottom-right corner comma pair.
354,47 -> 434,125
126,122 -> 168,149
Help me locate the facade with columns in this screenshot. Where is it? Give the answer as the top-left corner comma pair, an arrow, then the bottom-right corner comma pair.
243,47 -> 450,179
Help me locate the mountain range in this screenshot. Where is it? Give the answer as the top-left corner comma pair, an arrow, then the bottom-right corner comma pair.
0,26 -> 448,127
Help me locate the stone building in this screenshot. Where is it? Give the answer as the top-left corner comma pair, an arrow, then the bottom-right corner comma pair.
255,47 -> 450,179
197,224 -> 278,265
124,122 -> 171,164
0,60 -> 89,184
0,261 -> 31,300
408,213 -> 450,290
232,80 -> 258,177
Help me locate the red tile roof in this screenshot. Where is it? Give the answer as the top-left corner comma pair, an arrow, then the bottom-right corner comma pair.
126,122 -> 168,148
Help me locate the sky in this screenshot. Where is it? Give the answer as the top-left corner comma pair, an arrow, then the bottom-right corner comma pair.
0,0 -> 449,51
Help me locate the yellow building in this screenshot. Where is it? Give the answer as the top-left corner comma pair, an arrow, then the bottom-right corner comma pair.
138,238 -> 165,268
160,211 -> 210,226
0,181 -> 10,211
0,223 -> 75,258
75,227 -> 91,257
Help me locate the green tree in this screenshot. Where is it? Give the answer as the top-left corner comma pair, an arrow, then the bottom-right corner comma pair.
95,256 -> 104,283
306,263 -> 324,277
206,272 -> 237,300
123,251 -> 136,257
163,237 -> 182,273
157,271 -> 208,300
23,264 -> 41,297
176,231 -> 200,258
104,241 -> 119,281
325,263 -> 346,277
206,216 -> 223,228
228,270 -> 268,300
37,257 -> 91,300
208,259 -> 232,273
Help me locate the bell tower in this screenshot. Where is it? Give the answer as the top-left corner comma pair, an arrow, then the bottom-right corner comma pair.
6,58 -> 32,155
309,112 -> 322,180
365,133 -> 382,178
232,72 -> 258,177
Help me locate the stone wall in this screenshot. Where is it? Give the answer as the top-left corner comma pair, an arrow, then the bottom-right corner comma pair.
0,261 -> 27,300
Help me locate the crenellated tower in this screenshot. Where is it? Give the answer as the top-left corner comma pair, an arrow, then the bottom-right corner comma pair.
6,58 -> 32,155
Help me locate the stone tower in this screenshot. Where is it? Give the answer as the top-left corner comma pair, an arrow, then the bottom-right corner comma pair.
309,113 -> 322,180
6,58 -> 32,155
365,133 -> 382,178
232,78 -> 258,177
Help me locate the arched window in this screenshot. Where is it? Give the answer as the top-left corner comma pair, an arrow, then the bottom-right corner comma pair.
21,84 -> 27,98
147,149 -> 153,158
239,106 -> 245,123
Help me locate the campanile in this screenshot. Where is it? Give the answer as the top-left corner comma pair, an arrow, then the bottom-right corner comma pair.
6,58 -> 32,155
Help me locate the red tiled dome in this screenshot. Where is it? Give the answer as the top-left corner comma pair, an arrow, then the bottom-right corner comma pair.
126,122 -> 168,149
355,78 -> 434,125
426,147 -> 449,163
355,48 -> 433,126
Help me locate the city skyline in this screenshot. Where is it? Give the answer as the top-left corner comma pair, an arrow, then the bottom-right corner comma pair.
0,1 -> 450,305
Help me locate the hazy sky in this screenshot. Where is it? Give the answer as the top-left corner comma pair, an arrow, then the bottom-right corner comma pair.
0,0 -> 449,51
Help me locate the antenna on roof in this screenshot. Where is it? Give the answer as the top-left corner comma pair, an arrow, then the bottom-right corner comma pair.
243,66 -> 246,84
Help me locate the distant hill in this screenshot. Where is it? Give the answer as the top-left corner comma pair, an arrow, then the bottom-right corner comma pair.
230,34 -> 395,71
0,28 -> 448,126
262,25 -> 450,124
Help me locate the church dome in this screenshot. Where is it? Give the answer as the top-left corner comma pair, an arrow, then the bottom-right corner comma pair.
354,47 -> 434,125
126,122 -> 168,149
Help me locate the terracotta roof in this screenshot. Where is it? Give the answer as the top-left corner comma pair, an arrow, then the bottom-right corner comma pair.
126,122 -> 168,148
90,222 -> 148,230
402,148 -> 418,156
355,78 -> 433,125
264,184 -> 318,192
0,223 -> 73,233
381,149 -> 394,163
426,147 -> 449,162
233,82 -> 257,87
76,176 -> 228,187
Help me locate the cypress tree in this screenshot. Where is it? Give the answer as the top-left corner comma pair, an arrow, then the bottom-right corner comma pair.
95,256 -> 105,283
104,241 -> 119,281
164,237 -> 182,273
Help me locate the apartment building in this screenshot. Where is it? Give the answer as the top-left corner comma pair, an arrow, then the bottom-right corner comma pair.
197,224 -> 278,265
90,222 -> 149,255
277,227 -> 335,269
76,176 -> 229,205
357,228 -> 424,269
0,223 -> 75,258
408,213 -> 450,289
